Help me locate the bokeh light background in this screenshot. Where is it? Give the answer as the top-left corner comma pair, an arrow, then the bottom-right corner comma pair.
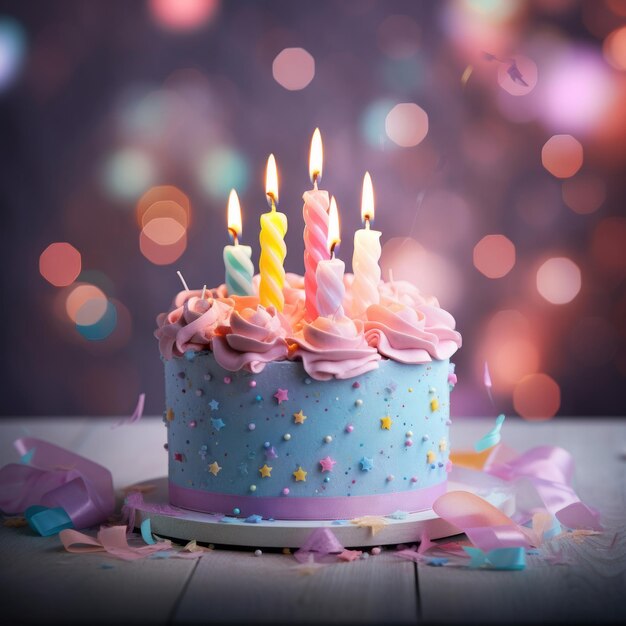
1,0 -> 625,419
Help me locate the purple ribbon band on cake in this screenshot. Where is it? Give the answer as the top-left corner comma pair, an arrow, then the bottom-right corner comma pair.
168,481 -> 447,520
0,437 -> 115,535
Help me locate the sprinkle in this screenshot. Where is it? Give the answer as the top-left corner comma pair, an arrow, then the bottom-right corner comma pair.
249,485 -> 257,492
360,552 -> 369,560
408,387 -> 413,392
195,389 -> 203,397
249,380 -> 257,388
355,399 -> 363,407
265,446 -> 278,460
282,488 -> 290,495
293,410 -> 307,424
430,463 -> 436,469
245,515 -> 262,524
352,381 -> 360,388
184,351 -> 196,361
406,431 -> 413,437
263,441 -> 271,448
410,476 -> 418,483
223,376 -> 231,384
163,443 -> 168,450
174,452 -> 184,462
324,435 -> 333,443
204,374 -> 212,381
248,423 -> 256,431
405,440 -> 413,447
238,462 -> 249,475
388,510 -> 408,520
166,408 -> 175,422
233,508 -> 241,515
359,457 -> 374,472
274,388 -> 289,404
371,547 -> 382,555
428,387 -> 436,394
345,424 -> 354,433
380,416 -> 393,430
422,434 -> 430,442
254,549 -> 262,556
211,417 -> 226,431
386,475 -> 394,482
188,420 -> 197,428
338,549 -> 362,562
293,466 -> 307,482
283,433 -> 291,441
255,394 -> 263,402
324,476 -> 330,483
430,398 -> 439,412
304,378 -> 312,385
426,450 -> 436,464
439,438 -> 447,452
208,461 -> 221,476
209,399 -> 219,411
319,456 -> 337,472
259,465 -> 272,478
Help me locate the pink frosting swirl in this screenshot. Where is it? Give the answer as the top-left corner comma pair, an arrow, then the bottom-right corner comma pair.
289,316 -> 381,381
364,303 -> 462,364
155,292 -> 234,360
378,279 -> 439,308
212,305 -> 290,373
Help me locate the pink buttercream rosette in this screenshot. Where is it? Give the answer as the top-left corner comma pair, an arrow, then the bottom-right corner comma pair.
364,303 -> 462,364
212,305 -> 291,373
155,292 -> 234,359
378,279 -> 439,309
289,315 -> 381,381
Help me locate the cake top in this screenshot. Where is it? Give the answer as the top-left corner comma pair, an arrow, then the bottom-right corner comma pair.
155,273 -> 462,381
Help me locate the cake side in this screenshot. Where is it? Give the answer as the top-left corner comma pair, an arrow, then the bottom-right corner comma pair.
165,352 -> 454,520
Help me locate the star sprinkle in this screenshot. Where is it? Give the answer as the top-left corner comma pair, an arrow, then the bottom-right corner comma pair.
245,514 -> 263,524
293,410 -> 307,424
380,416 -> 393,430
350,515 -> 387,536
359,456 -> 374,472
338,549 -> 362,562
211,417 -> 225,431
208,461 -> 221,476
174,452 -> 185,462
209,399 -> 219,411
319,456 -> 337,472
259,464 -> 272,478
265,446 -> 278,460
293,466 -> 308,482
274,388 -> 289,404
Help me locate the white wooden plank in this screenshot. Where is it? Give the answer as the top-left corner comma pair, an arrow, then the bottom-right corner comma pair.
0,525 -> 198,625
175,548 -> 417,624
417,419 -> 626,624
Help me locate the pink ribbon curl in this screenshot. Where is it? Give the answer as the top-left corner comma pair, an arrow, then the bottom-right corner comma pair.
483,444 -> 602,531
0,437 -> 115,531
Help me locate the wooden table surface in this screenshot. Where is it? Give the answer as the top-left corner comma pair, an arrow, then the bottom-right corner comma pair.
1,416 -> 624,625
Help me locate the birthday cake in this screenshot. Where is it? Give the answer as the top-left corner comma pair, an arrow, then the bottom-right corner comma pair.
155,274 -> 461,520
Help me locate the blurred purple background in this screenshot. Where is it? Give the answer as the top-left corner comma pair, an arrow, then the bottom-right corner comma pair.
1,0 -> 625,418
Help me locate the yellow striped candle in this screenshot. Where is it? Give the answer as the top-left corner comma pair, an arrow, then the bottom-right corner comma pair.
259,154 -> 288,311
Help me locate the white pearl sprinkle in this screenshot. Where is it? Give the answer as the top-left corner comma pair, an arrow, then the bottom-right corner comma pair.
249,485 -> 257,492
355,399 -> 363,407
406,431 -> 413,437
324,435 -> 333,443
254,549 -> 262,557
283,433 -> 291,441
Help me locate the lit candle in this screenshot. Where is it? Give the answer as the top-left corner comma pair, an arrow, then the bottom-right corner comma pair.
316,197 -> 345,318
259,154 -> 288,311
223,189 -> 254,297
303,128 -> 330,321
351,172 -> 381,316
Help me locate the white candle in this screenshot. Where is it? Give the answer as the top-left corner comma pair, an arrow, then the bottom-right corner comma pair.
351,172 -> 381,316
316,197 -> 345,318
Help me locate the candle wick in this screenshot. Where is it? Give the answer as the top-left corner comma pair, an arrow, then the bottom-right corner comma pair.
228,227 -> 239,245
365,217 -> 371,231
313,173 -> 319,190
267,193 -> 277,212
201,285 -> 207,299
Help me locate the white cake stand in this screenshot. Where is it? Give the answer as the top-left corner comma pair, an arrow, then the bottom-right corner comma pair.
133,478 -> 515,548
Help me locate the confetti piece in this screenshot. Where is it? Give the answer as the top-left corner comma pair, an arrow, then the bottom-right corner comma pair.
474,414 -> 505,452
464,546 -> 526,570
112,393 -> 146,428
337,549 -> 362,562
294,528 -> 344,563
140,518 -> 156,545
292,553 -> 326,575
350,515 -> 387,536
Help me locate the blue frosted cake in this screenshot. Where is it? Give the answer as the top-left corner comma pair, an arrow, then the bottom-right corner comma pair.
155,274 -> 461,520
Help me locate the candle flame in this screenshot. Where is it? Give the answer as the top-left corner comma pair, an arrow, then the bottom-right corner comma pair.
328,196 -> 341,254
265,153 -> 279,206
309,128 -> 323,184
361,171 -> 375,223
227,189 -> 242,240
